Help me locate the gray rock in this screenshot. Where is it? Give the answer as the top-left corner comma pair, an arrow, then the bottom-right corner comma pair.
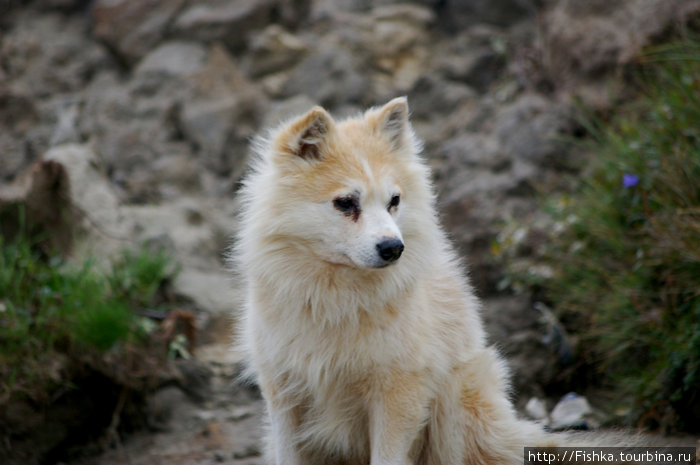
273,0 -> 313,28
437,0 -> 535,29
541,0 -> 700,83
171,0 -> 275,50
525,397 -> 549,422
2,12 -> 110,98
0,90 -> 39,134
0,159 -> 73,253
173,46 -> 269,178
0,90 -> 39,180
407,75 -> 476,120
150,386 -> 190,426
134,41 -> 208,77
494,94 -> 574,167
43,143 -> 135,259
79,55 -> 197,200
178,94 -> 263,178
247,25 -> 308,78
91,0 -> 186,66
174,358 -> 214,402
152,153 -> 203,196
434,27 -> 507,92
438,134 -> 510,171
281,44 -> 370,109
363,4 -> 435,94
179,97 -> 243,172
85,42 -> 267,198
173,267 -> 239,317
549,392 -> 598,431
187,43 -> 269,103
86,117 -> 190,202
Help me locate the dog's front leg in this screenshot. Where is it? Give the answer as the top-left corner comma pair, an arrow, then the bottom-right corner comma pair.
369,370 -> 427,465
268,404 -> 303,465
259,373 -> 304,465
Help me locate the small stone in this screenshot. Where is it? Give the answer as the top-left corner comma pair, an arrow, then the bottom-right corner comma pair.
151,386 -> 189,424
549,392 -> 594,431
525,397 -> 549,422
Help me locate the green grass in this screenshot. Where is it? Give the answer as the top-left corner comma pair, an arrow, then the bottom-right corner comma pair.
0,235 -> 174,405
499,39 -> 700,431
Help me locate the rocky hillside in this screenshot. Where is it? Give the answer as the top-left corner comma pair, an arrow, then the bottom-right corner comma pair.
1,0 -> 699,463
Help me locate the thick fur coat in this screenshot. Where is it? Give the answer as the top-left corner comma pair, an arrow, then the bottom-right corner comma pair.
234,98 -> 615,465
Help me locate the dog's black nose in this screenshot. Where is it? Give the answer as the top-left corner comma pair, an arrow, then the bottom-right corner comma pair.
376,238 -> 404,263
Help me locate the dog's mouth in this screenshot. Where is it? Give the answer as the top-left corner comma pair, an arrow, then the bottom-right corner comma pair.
369,261 -> 392,269
325,255 -> 400,270
322,241 -> 404,270
354,256 -> 402,270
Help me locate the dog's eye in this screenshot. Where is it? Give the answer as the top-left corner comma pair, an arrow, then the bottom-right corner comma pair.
388,194 -> 400,211
333,196 -> 360,214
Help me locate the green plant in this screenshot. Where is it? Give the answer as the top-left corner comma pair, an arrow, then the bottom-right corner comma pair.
501,40 -> 700,431
107,246 -> 176,309
0,236 -> 175,405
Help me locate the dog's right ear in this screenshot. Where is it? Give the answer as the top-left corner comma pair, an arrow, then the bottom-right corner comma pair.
278,106 -> 334,161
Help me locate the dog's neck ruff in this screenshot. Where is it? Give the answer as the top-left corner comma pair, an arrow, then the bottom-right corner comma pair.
248,239 -> 425,329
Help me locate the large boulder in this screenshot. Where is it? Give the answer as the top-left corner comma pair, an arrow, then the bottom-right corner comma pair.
42,144 -> 135,259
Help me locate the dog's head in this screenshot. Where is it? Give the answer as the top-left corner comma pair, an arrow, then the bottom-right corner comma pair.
255,97 -> 428,270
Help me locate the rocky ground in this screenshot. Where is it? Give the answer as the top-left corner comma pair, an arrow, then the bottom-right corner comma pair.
1,0 -> 699,463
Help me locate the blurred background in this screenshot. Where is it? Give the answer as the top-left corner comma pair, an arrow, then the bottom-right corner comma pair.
1,0 -> 699,464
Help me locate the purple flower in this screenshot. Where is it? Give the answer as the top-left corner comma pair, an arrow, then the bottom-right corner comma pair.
622,173 -> 639,188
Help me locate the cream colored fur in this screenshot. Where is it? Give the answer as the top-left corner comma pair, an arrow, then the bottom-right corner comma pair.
233,98 -> 630,465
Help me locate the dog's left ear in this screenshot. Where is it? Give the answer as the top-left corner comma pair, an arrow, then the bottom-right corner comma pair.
368,96 -> 411,151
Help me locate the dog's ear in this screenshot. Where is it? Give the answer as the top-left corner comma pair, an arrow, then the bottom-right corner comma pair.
368,96 -> 411,151
279,106 -> 334,161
